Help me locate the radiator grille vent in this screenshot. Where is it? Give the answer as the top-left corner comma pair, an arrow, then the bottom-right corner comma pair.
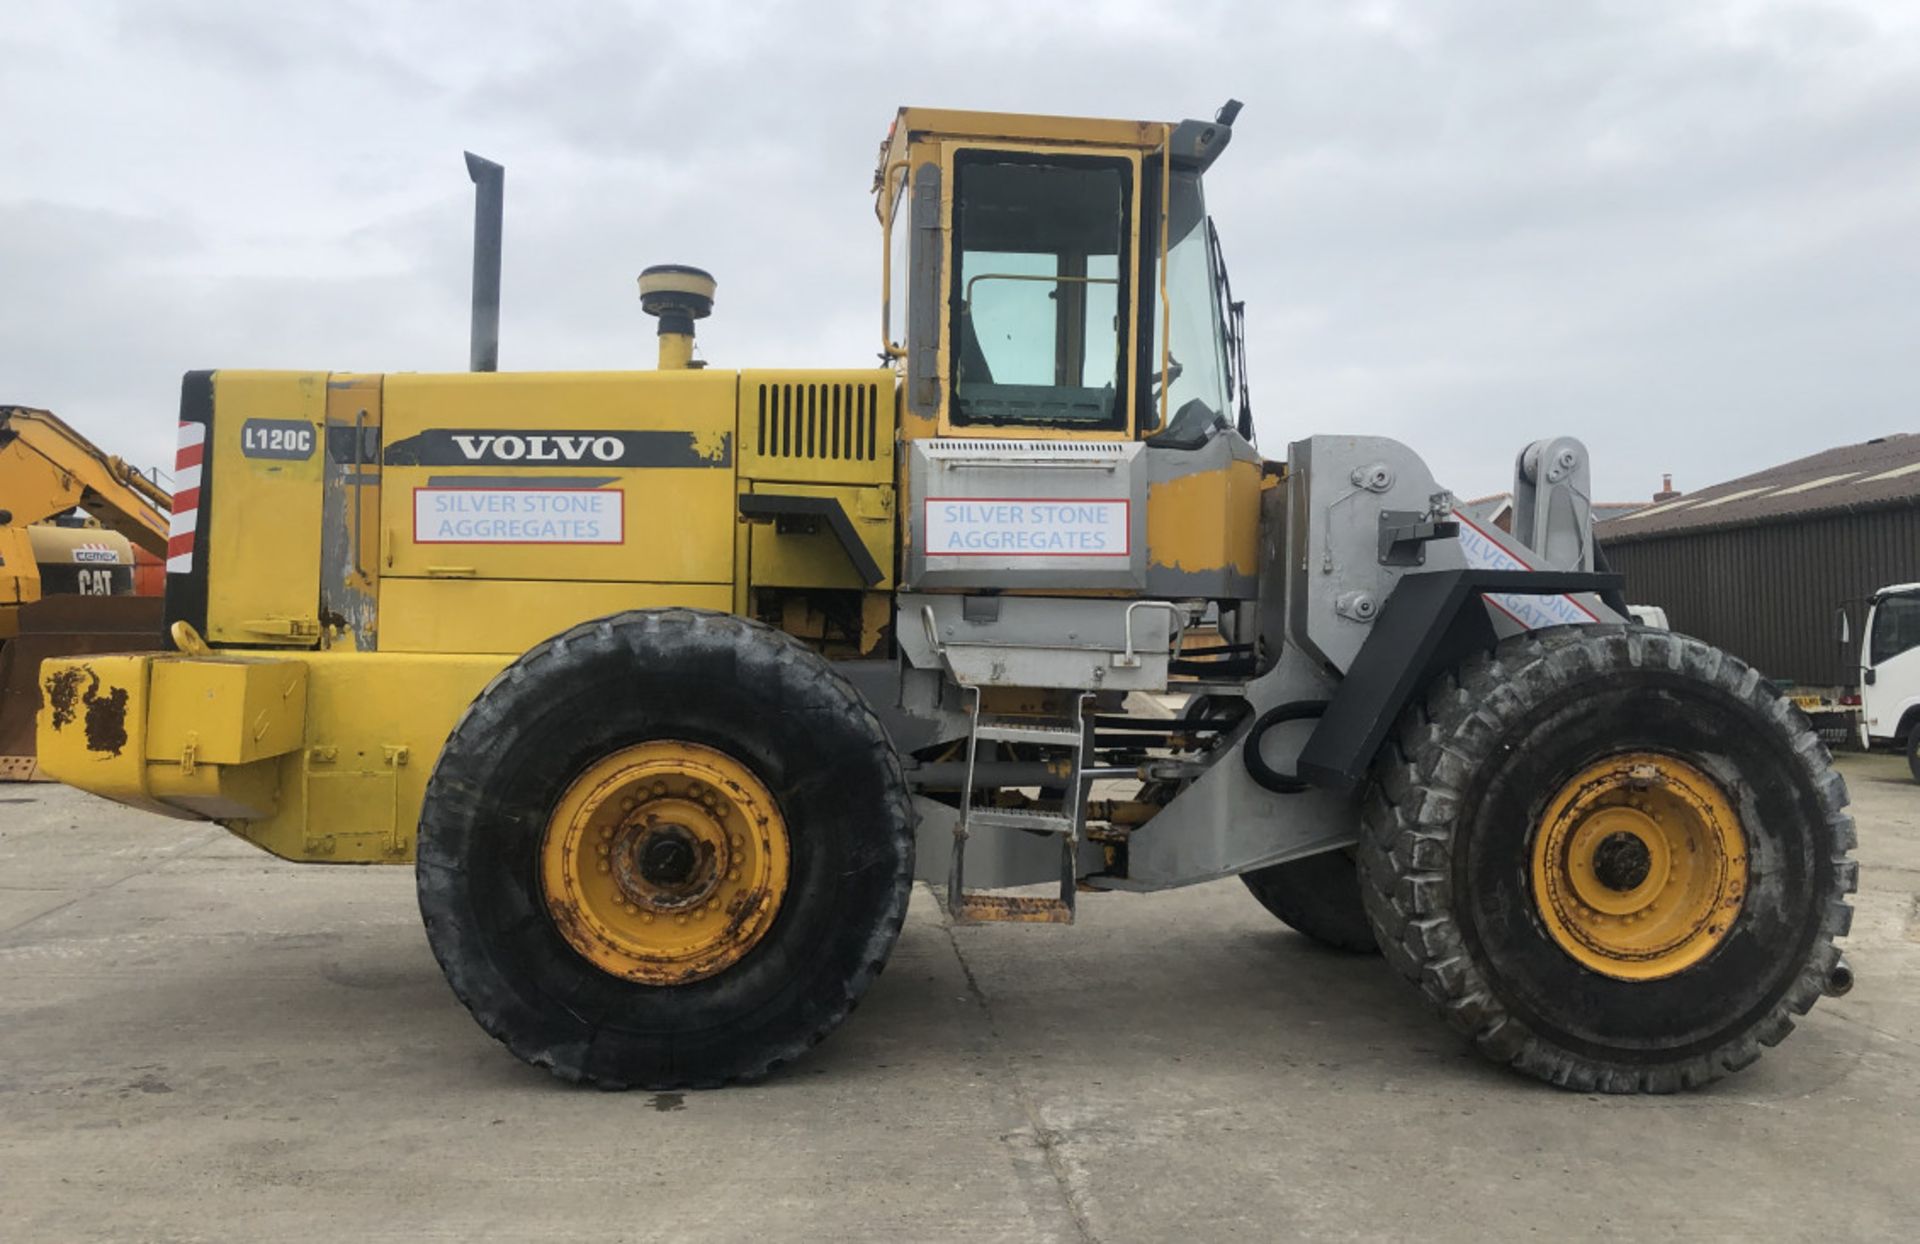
756,381 -> 882,462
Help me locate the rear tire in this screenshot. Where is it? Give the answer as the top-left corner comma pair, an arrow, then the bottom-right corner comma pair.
1905,729 -> 1920,783
416,608 -> 914,1089
1357,624 -> 1856,1093
1239,850 -> 1378,953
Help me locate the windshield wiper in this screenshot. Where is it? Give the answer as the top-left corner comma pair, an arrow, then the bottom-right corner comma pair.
1207,218 -> 1255,444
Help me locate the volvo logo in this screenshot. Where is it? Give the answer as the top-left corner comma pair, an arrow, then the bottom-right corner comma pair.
382,427 -> 731,471
449,434 -> 626,463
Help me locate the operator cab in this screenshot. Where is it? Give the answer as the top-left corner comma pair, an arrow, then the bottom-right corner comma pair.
878,104 -> 1251,447
1860,583 -> 1920,749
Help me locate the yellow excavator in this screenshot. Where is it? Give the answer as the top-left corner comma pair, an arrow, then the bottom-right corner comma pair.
0,406 -> 171,778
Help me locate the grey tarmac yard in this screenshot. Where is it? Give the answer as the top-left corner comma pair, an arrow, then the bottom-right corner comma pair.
1,753 -> 1915,1243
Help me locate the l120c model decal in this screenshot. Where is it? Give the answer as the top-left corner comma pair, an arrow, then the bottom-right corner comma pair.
240,418 -> 317,460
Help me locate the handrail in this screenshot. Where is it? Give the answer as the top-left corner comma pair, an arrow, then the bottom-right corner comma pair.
877,158 -> 909,361
1155,125 -> 1173,432
961,271 -> 1119,309
1115,600 -> 1187,670
350,408 -> 368,576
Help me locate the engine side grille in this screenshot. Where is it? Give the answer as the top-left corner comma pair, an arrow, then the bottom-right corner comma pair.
739,370 -> 894,485
756,381 -> 882,462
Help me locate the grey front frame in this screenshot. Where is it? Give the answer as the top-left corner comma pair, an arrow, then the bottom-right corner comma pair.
891,431 -> 1622,894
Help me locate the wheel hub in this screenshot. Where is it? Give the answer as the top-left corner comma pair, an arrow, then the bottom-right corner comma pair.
639,830 -> 699,887
540,741 -> 790,985
1591,830 -> 1653,892
1530,753 -> 1747,981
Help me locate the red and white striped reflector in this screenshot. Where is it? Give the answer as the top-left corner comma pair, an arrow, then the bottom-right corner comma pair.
166,421 -> 205,574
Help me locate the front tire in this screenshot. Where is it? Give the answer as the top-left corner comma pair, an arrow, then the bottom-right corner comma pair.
1239,850 -> 1378,953
416,609 -> 914,1089
1905,728 -> 1920,783
1358,624 -> 1856,1093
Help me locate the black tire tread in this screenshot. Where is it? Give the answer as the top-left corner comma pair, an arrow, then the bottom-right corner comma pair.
1355,624 -> 1857,1094
417,608 -> 916,1090
1239,850 -> 1379,953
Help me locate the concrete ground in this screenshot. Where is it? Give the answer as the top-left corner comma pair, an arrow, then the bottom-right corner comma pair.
1,754 -> 1915,1243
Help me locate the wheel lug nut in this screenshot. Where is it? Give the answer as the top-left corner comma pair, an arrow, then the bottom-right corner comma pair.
596,862 -> 609,874
675,915 -> 688,926
728,868 -> 740,881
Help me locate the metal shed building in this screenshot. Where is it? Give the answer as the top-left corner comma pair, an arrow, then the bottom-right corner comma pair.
1598,434 -> 1920,690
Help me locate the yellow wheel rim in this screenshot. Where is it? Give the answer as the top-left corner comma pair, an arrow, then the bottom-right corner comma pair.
540,741 -> 789,985
1530,752 -> 1747,981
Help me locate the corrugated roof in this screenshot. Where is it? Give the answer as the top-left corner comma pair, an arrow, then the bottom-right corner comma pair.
1457,493 -> 1644,526
1599,433 -> 1920,541
1459,492 -> 1513,526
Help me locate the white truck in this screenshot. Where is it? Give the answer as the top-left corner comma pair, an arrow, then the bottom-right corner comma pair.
1853,582 -> 1920,779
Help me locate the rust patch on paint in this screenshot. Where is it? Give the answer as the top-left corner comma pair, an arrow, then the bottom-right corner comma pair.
84,684 -> 130,756
45,666 -> 86,730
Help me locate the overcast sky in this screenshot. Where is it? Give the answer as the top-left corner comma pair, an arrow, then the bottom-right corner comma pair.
3,0 -> 1915,501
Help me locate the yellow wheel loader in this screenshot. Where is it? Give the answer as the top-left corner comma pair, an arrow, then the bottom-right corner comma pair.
1,406 -> 171,778
36,106 -> 1855,1092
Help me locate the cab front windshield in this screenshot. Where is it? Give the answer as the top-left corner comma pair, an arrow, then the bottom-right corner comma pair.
1870,592 -> 1920,665
947,149 -> 1235,436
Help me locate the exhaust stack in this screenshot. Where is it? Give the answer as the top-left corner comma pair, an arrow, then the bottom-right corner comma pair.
637,264 -> 715,370
465,152 -> 504,372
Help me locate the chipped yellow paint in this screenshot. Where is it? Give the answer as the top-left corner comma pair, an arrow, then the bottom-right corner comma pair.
690,423 -> 731,462
39,647 -> 508,860
540,740 -> 790,984
1146,460 -> 1261,575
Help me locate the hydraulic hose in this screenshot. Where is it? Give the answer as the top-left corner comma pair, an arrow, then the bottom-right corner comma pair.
1242,700 -> 1329,794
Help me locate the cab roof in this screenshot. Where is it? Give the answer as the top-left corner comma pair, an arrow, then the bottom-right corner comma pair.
894,107 -> 1165,149
879,107 -> 1170,179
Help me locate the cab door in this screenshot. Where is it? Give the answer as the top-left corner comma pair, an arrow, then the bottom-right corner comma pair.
936,142 -> 1144,442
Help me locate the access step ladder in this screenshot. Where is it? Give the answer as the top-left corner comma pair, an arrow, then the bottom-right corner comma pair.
947,691 -> 1094,924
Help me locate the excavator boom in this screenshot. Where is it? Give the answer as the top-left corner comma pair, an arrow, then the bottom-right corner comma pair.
0,406 -> 171,551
